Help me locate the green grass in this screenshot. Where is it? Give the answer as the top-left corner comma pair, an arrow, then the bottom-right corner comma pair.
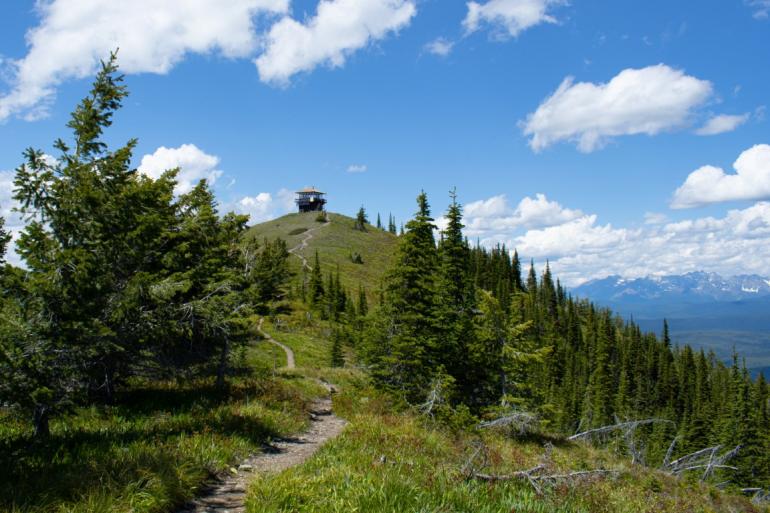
240,322 -> 768,513
0,347 -> 325,513
246,212 -> 398,298
263,321 -> 333,370
246,381 -> 766,513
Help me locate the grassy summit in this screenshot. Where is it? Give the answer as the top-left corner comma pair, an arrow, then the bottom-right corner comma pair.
246,212 -> 399,298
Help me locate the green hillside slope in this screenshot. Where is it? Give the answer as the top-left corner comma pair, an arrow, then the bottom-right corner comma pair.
246,212 -> 398,297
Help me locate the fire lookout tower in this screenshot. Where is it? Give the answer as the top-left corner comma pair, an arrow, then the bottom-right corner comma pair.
295,187 -> 326,213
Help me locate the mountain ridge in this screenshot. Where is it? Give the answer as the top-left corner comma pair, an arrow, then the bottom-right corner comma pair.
574,271 -> 770,303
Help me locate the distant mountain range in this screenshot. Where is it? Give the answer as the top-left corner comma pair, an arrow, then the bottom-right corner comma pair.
573,271 -> 770,375
574,272 -> 770,304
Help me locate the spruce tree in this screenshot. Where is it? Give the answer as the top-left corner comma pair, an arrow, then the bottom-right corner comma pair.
308,251 -> 324,307
330,329 -> 345,367
354,206 -> 368,231
376,213 -> 382,229
8,54 -> 179,432
583,312 -> 615,428
435,189 -> 476,402
388,213 -> 397,234
363,192 -> 437,400
357,284 -> 368,317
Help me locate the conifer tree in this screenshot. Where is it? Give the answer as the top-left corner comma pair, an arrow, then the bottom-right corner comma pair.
435,189 -> 476,401
376,213 -> 382,229
354,206 -> 368,231
388,213 -> 397,234
511,250 -> 523,291
308,251 -> 324,307
363,192 -> 437,400
330,329 -> 345,367
8,54 -> 180,432
357,284 -> 368,317
583,312 -> 615,428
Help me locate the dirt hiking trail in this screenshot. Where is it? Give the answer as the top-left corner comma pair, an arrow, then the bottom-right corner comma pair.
176,325 -> 345,513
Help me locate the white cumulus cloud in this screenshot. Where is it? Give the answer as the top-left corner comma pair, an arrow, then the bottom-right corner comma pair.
462,193 -> 770,286
522,64 -> 713,152
423,38 -> 454,57
463,0 -> 562,39
461,193 -> 583,236
255,0 -> 417,85
0,0 -> 289,122
138,144 -> 223,195
671,144 -> 770,209
233,188 -> 295,223
695,113 -> 750,136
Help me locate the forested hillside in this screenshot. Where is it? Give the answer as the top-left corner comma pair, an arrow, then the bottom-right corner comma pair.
298,190 -> 770,491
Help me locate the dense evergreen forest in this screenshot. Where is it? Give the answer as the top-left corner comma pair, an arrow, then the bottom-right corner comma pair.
305,192 -> 770,490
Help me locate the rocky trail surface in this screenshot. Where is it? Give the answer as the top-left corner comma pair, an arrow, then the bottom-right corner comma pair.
176,325 -> 345,513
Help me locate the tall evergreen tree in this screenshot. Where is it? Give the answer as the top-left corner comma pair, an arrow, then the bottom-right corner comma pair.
357,284 -> 368,317
329,328 -> 345,367
435,189 -> 476,401
363,192 -> 437,400
388,213 -> 397,234
9,54 -> 179,433
308,251 -> 324,307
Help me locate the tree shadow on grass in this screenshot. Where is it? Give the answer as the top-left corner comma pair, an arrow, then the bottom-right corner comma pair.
0,379 -> 303,511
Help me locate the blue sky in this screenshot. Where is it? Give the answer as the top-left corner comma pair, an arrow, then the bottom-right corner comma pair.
1,0 -> 769,285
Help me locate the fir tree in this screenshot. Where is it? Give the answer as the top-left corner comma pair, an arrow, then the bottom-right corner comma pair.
308,251 -> 324,307
357,284 -> 368,317
435,189 -> 476,402
363,192 -> 437,400
354,206 -> 368,231
388,213 -> 397,234
376,213 -> 382,229
8,54 -> 177,432
330,329 -> 345,367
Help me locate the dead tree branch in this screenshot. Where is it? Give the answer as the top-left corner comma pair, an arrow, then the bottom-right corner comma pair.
568,419 -> 673,441
662,444 -> 741,482
478,411 -> 538,436
464,439 -> 616,495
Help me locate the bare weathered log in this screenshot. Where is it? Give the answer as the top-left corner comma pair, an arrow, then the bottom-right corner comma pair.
478,411 -> 538,435
663,444 -> 741,482
471,468 -> 619,494
568,419 -> 673,441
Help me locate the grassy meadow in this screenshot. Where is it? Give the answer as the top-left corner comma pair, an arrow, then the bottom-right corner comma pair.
0,340 -> 325,513
246,212 -> 398,300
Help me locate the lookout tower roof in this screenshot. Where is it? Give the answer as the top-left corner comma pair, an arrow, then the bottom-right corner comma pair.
296,186 -> 325,194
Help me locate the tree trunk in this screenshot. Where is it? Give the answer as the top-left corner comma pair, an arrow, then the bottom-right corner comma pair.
33,405 -> 50,439
216,337 -> 229,390
104,365 -> 116,404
